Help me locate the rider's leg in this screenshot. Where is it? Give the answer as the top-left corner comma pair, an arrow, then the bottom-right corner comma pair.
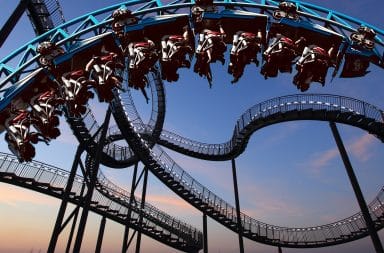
161,40 -> 168,61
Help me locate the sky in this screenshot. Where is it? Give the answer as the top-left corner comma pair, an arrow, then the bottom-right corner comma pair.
0,1 -> 383,253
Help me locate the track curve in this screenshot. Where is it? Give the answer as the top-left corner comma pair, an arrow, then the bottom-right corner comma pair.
110,94 -> 384,161
113,90 -> 384,248
0,152 -> 202,252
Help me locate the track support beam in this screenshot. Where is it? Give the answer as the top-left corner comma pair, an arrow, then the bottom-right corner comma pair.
73,108 -> 112,252
231,159 -> 244,253
65,206 -> 80,253
330,122 -> 384,253
0,0 -> 29,48
48,145 -> 84,253
203,213 -> 208,253
95,216 -> 107,253
135,166 -> 149,253
122,162 -> 139,253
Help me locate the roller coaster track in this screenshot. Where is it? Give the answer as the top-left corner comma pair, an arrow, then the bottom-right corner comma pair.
113,90 -> 384,248
109,94 -> 384,161
0,152 -> 202,252
0,0 -> 383,166
0,0 -> 383,251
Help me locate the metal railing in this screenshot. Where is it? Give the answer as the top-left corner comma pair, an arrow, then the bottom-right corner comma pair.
0,152 -> 202,247
148,142 -> 384,246
1,0 -> 383,91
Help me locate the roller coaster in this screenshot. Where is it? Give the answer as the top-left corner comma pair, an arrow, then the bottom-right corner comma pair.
0,0 -> 383,252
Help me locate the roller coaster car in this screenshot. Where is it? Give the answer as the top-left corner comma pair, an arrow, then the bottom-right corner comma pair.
53,33 -> 122,108
273,1 -> 299,21
266,18 -> 344,83
201,9 -> 268,44
141,14 -> 192,45
132,14 -> 194,83
339,46 -> 379,78
339,26 -> 379,78
0,69 -> 58,134
54,32 -> 121,73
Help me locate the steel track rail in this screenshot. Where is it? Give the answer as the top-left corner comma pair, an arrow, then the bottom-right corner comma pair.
107,93 -> 384,160
65,68 -> 165,168
1,0 -> 383,90
0,1 -> 383,167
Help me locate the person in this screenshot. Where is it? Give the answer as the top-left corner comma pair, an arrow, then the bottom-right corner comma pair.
127,38 -> 158,103
85,48 -> 124,102
127,38 -> 157,70
191,0 -> 215,30
261,34 -> 306,79
196,25 -> 226,64
160,26 -> 194,82
111,8 -> 138,39
293,45 -> 334,91
228,30 -> 262,83
4,108 -> 49,162
273,1 -> 299,20
194,23 -> 226,87
61,69 -> 95,117
36,41 -> 65,70
350,26 -> 376,50
30,89 -> 64,139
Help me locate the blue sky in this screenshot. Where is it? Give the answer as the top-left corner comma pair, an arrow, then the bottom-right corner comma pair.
0,1 -> 383,252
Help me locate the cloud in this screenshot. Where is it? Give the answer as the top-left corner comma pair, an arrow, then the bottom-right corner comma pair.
0,184 -> 57,207
349,133 -> 375,162
260,122 -> 302,146
146,194 -> 195,214
240,184 -> 305,224
306,133 -> 376,176
309,148 -> 339,176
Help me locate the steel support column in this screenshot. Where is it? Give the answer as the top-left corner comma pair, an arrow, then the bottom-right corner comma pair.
135,166 -> 149,253
65,206 -> 80,253
48,145 -> 84,253
231,159 -> 244,253
203,213 -> 208,253
122,162 -> 139,253
330,122 -> 384,253
95,216 -> 107,253
73,108 -> 112,252
0,0 -> 29,47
